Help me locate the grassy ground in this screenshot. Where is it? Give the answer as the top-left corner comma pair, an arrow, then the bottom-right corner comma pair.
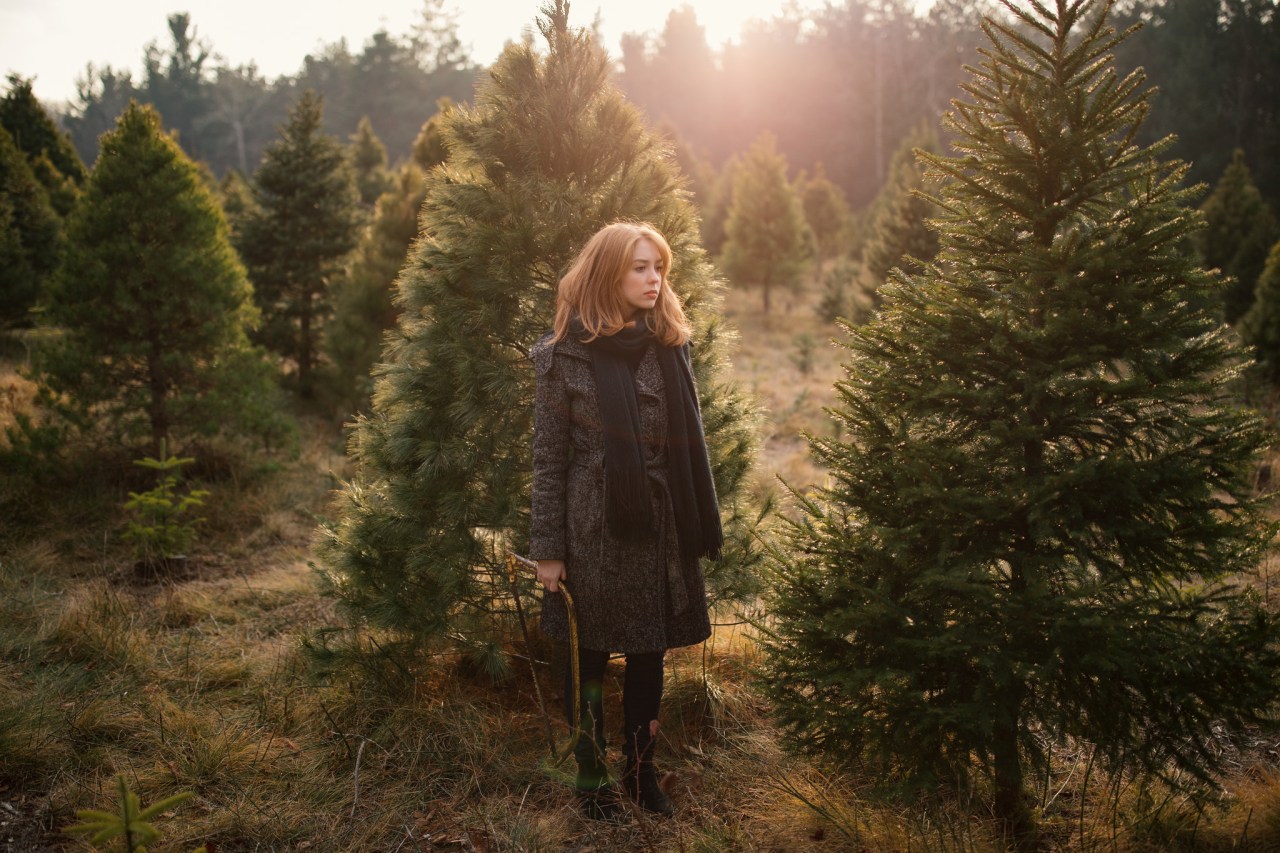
2,283 -> 1279,851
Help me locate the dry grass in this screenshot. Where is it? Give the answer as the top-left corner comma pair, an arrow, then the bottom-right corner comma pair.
3,296 -> 1280,852
719,276 -> 847,500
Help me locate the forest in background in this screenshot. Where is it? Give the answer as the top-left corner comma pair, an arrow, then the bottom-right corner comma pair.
51,0 -> 1280,212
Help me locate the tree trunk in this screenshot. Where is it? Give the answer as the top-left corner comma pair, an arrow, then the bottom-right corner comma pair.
992,691 -> 1033,844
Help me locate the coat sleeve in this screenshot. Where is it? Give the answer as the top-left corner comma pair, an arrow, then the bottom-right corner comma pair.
529,341 -> 570,561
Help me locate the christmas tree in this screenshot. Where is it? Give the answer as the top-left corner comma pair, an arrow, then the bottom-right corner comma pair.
1240,239 -> 1280,385
237,91 -> 360,398
0,75 -> 86,218
316,1 -> 760,667
324,102 -> 457,414
799,162 -> 851,264
860,122 -> 942,308
37,102 -> 277,452
0,126 -> 61,328
758,0 -> 1280,837
719,133 -> 813,314
1198,149 -> 1279,324
349,116 -> 393,208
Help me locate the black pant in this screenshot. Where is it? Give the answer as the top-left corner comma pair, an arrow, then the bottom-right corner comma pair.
564,643 -> 665,761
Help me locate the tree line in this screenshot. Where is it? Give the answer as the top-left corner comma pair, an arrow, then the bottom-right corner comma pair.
60,3 -> 477,177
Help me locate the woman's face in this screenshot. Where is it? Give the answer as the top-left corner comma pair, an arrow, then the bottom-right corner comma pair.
620,238 -> 664,316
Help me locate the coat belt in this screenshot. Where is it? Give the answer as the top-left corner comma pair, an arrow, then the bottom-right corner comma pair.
645,464 -> 689,616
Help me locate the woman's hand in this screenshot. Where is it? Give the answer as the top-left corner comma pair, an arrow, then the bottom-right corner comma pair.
537,559 -> 566,593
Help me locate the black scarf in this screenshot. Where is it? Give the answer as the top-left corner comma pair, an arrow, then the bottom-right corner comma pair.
577,320 -> 723,561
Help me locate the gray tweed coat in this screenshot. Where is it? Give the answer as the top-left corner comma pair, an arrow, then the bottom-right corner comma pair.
529,331 -> 713,654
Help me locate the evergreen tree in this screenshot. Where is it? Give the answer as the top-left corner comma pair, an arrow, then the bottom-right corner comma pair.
1240,239 -> 1280,385
350,116 -> 393,208
1198,149 -> 1280,324
0,74 -> 87,217
698,155 -> 737,258
860,122 -> 943,308
315,1 -> 760,665
410,98 -> 454,170
323,163 -> 427,413
217,169 -> 256,243
238,90 -> 360,398
799,162 -> 851,263
324,100 -> 459,413
758,0 -> 1280,838
36,102 -> 278,452
0,127 -> 62,328
720,133 -> 812,314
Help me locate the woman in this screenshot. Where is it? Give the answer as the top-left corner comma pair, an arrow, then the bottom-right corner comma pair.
529,221 -> 722,820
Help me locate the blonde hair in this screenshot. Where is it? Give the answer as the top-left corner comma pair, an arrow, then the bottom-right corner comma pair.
553,221 -> 691,346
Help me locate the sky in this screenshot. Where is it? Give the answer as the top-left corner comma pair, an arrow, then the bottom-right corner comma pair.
0,0 -> 832,108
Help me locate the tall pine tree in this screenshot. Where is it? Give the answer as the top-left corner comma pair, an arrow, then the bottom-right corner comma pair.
859,122 -> 943,310
323,164 -> 427,414
758,0 -> 1280,838
719,133 -> 812,314
349,116 -> 393,208
799,162 -> 851,264
0,75 -> 86,218
36,102 -> 277,453
1198,149 -> 1280,324
0,127 -> 61,328
315,1 -> 761,667
324,101 -> 456,414
238,91 -> 360,398
1240,239 -> 1280,386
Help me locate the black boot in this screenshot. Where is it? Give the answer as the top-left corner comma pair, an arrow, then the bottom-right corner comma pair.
573,681 -> 625,822
622,725 -> 673,817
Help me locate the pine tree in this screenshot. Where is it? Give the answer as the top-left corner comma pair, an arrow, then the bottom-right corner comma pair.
410,98 -> 455,171
217,169 -> 256,244
324,101 -> 459,413
720,133 -> 812,314
36,102 -> 278,452
1198,149 -> 1280,324
1240,239 -> 1280,385
0,126 -> 62,328
860,122 -> 943,308
323,163 -> 427,413
238,91 -> 360,398
349,116 -> 393,208
315,1 -> 761,666
758,0 -> 1280,838
0,74 -> 87,218
698,155 -> 737,259
799,162 -> 851,263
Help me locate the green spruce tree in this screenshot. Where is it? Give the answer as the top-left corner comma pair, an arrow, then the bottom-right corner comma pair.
324,100 -> 458,413
860,122 -> 943,308
349,116 -> 393,208
410,97 -> 455,171
36,102 -> 278,452
323,164 -> 427,413
799,162 -> 851,264
758,0 -> 1280,839
720,133 -> 812,314
1240,239 -> 1280,385
0,75 -> 87,218
0,127 -> 62,328
238,91 -> 360,398
1198,149 -> 1280,324
315,1 -> 760,667
217,169 -> 256,244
